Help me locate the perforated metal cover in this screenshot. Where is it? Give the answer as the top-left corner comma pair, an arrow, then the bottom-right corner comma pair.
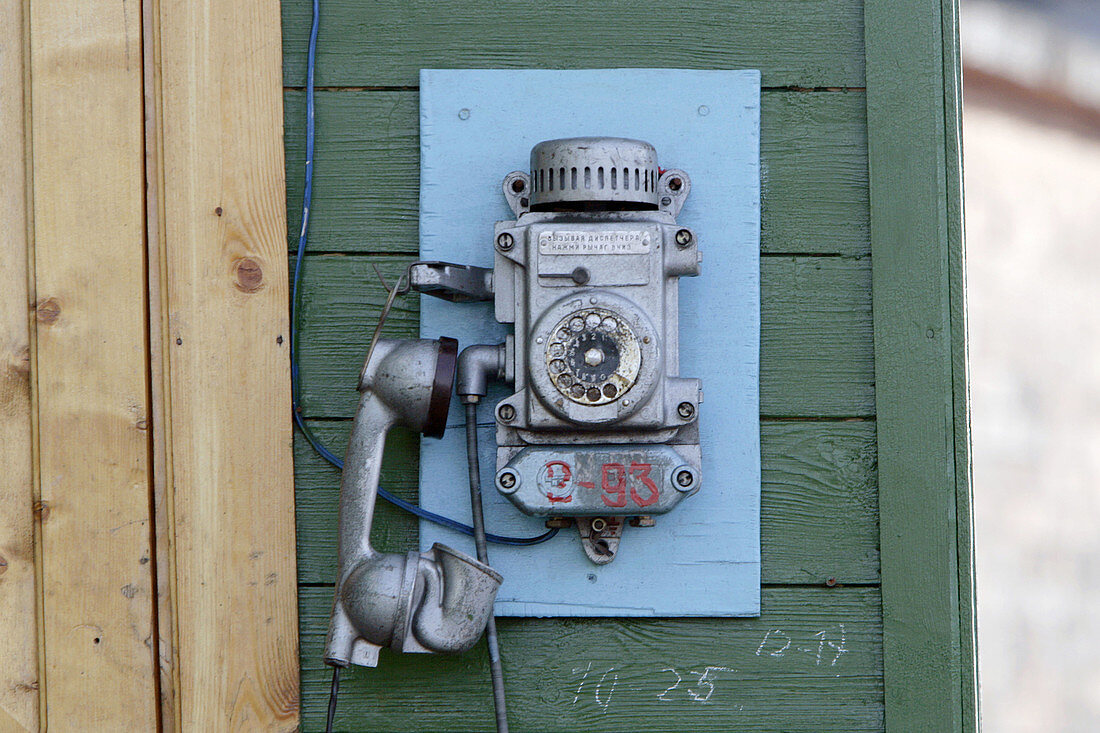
529,137 -> 660,209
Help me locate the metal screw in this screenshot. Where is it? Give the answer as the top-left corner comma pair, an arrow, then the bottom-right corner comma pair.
675,229 -> 693,247
496,232 -> 514,251
511,178 -> 526,193
498,403 -> 516,422
498,471 -> 517,490
677,401 -> 695,419
668,177 -> 683,192
676,470 -> 694,488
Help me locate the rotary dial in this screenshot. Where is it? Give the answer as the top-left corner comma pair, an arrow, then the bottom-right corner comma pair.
544,307 -> 642,406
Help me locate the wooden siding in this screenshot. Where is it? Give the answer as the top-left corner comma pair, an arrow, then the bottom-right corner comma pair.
274,1 -> 956,730
0,0 -> 38,726
5,0 -> 301,728
151,0 -> 301,727
27,0 -> 160,726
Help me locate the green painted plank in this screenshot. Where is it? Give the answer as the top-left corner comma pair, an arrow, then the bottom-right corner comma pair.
864,0 -> 975,730
294,420 -> 879,586
939,2 -> 979,727
281,0 -> 866,89
284,90 -> 869,256
298,586 -> 883,732
759,421 -> 879,583
293,255 -> 875,419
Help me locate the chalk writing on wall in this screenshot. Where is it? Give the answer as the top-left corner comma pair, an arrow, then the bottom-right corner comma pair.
568,625 -> 849,712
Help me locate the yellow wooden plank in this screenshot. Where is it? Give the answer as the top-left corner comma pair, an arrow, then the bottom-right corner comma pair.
0,0 -> 39,728
155,0 -> 300,727
27,0 -> 159,727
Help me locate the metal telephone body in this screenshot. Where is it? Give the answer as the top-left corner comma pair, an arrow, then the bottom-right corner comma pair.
490,138 -> 703,536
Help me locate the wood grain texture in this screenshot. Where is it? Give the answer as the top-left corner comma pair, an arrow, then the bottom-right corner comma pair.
293,256 -> 874,419
155,0 -> 300,727
0,0 -> 38,726
293,421 -> 879,585
28,0 -> 158,726
280,0 -> 866,88
298,586 -> 883,731
865,0 -> 976,729
283,90 -> 869,256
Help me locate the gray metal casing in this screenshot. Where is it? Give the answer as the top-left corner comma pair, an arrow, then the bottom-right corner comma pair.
492,149 -> 703,516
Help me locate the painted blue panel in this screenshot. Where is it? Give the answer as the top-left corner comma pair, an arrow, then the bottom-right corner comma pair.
419,69 -> 760,617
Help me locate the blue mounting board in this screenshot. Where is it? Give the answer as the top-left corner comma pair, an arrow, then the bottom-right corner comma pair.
418,69 -> 760,617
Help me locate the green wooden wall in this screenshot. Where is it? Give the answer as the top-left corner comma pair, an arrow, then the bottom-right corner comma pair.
282,1 -> 975,730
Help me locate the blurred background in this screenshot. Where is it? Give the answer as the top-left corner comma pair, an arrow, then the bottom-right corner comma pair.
961,0 -> 1100,729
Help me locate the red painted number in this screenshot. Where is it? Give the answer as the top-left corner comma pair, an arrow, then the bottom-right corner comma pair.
629,462 -> 660,507
600,463 -> 628,507
599,461 -> 659,508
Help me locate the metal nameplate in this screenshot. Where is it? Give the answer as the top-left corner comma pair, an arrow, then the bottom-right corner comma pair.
537,229 -> 652,255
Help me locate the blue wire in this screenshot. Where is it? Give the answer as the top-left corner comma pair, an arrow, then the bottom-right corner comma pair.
291,0 -> 556,548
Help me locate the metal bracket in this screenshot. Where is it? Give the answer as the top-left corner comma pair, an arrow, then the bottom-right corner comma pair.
657,169 -> 691,217
501,171 -> 532,217
577,516 -> 624,565
408,261 -> 494,303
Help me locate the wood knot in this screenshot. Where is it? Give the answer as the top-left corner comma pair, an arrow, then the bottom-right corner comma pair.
36,297 -> 61,324
33,500 -> 50,522
234,258 -> 264,293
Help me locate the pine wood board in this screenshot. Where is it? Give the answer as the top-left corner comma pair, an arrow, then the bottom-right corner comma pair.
154,0 -> 300,727
0,0 -> 38,725
27,0 -> 158,726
